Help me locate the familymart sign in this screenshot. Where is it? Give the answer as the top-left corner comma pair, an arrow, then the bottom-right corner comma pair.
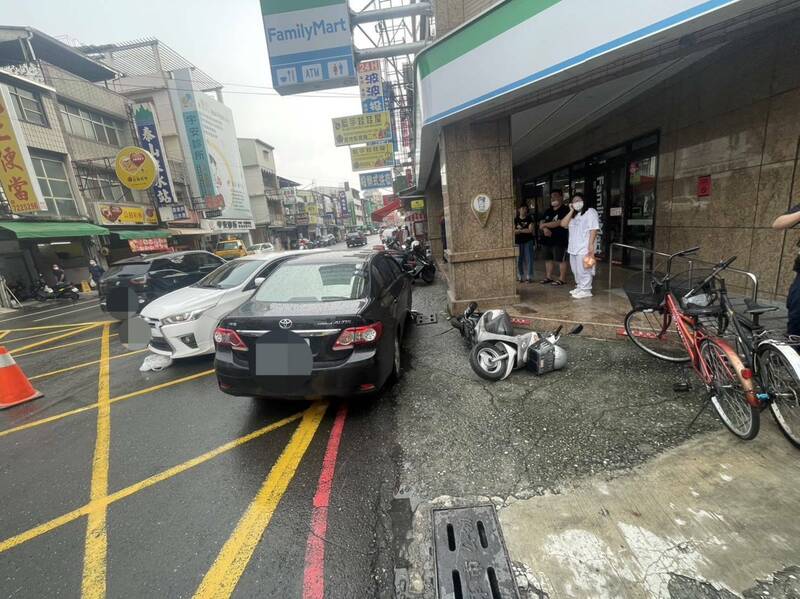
261,0 -> 356,94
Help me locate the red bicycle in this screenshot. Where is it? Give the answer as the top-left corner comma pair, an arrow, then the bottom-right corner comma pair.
624,247 -> 760,440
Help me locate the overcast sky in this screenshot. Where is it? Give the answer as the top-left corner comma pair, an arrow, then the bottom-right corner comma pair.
8,0 -> 379,190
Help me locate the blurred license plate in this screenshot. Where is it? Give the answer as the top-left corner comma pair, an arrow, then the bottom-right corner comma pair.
253,334 -> 313,377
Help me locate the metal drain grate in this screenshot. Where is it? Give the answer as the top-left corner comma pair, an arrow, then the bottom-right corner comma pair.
432,505 -> 519,599
413,311 -> 438,325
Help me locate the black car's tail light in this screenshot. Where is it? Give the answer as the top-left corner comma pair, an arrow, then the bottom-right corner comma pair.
333,322 -> 383,351
129,275 -> 148,287
213,327 -> 248,351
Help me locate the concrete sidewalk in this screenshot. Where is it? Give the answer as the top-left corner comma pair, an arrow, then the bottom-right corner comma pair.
501,421 -> 800,598
392,276 -> 799,599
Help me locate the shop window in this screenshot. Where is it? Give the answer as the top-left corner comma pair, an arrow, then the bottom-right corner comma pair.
58,102 -> 123,146
30,155 -> 79,217
7,84 -> 47,126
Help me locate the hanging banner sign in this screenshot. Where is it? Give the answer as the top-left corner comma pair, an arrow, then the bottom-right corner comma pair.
350,143 -> 394,171
359,170 -> 393,190
332,112 -> 391,147
261,0 -> 356,95
0,86 -> 47,213
358,60 -> 385,113
337,190 -> 349,217
129,238 -> 169,253
133,102 -> 178,207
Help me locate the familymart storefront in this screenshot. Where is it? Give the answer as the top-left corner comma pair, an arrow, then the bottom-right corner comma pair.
414,0 -> 800,310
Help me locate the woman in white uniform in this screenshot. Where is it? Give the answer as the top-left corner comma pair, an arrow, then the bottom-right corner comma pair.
560,192 -> 600,299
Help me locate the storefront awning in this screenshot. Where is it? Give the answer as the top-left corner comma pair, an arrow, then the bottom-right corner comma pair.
0,221 -> 110,239
168,227 -> 211,236
371,199 -> 402,223
113,229 -> 171,240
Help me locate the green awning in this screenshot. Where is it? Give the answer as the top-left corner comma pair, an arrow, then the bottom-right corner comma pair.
0,221 -> 110,239
113,229 -> 171,240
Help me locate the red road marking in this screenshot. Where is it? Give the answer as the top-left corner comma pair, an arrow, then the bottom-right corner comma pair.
302,404 -> 348,599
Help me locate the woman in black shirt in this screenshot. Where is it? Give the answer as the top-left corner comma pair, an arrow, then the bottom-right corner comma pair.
514,205 -> 535,283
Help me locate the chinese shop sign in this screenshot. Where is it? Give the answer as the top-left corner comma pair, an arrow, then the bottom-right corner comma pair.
0,86 -> 46,213
115,146 -> 157,190
332,111 -> 391,146
133,103 -> 178,207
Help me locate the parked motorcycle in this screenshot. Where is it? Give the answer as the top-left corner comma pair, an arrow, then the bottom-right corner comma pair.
33,274 -> 80,303
385,237 -> 436,284
451,302 -> 581,381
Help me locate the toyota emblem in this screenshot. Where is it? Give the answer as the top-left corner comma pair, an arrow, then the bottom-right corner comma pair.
279,319 -> 293,330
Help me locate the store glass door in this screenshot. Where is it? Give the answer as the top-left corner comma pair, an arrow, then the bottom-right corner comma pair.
624,154 -> 657,258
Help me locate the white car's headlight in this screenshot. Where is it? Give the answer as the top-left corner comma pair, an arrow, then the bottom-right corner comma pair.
162,308 -> 207,325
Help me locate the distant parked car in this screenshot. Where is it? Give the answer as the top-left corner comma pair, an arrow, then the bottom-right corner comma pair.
99,251 -> 225,316
215,239 -> 248,260
248,243 -> 275,254
346,232 -> 367,247
320,234 -> 336,246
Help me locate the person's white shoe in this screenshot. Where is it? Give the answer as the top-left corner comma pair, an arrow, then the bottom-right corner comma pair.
572,290 -> 593,299
569,288 -> 580,296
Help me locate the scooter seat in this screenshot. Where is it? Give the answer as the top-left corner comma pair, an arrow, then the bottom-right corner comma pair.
483,311 -> 514,336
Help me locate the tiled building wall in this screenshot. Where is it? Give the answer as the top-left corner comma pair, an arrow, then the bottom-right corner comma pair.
516,20 -> 800,299
16,92 -> 69,155
42,63 -> 128,118
434,0 -> 495,36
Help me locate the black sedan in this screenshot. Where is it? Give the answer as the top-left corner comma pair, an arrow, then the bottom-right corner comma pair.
214,249 -> 412,399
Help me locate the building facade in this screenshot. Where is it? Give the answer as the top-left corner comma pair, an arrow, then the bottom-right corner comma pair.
238,137 -> 285,245
415,0 -> 800,310
0,27 -> 153,288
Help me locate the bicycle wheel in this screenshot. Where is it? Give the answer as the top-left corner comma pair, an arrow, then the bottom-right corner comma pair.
624,308 -> 690,362
700,339 -> 759,440
758,346 -> 800,448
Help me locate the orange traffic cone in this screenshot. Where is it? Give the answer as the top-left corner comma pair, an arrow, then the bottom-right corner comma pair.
0,346 -> 43,410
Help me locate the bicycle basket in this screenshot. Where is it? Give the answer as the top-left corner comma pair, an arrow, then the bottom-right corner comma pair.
623,272 -> 665,309
671,268 -> 720,310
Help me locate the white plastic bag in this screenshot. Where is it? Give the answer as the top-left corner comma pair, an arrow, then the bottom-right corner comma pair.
139,353 -> 173,372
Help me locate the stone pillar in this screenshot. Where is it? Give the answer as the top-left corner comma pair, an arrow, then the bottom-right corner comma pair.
441,117 -> 519,313
426,181 -> 445,264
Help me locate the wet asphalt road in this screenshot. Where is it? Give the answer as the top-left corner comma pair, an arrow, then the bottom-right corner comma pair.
0,247 -> 397,599
0,242 -> 735,599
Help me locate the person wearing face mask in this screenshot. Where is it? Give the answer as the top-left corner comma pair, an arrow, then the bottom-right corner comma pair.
560,192 -> 600,299
538,189 -> 571,286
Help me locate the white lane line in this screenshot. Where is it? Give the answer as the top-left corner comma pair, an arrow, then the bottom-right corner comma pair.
32,303 -> 104,322
0,299 -> 100,324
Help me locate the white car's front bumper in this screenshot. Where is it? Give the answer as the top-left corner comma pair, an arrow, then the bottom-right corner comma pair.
144,315 -> 216,359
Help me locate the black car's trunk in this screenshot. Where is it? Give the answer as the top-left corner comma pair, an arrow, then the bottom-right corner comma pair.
224,298 -> 369,366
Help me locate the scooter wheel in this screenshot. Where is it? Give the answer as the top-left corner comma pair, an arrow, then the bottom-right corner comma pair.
70,291 -> 80,302
421,265 -> 436,284
469,341 -> 509,381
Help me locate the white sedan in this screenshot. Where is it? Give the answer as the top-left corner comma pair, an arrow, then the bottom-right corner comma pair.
139,251 -> 300,359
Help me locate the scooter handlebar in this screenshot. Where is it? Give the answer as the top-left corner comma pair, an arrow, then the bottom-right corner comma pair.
464,302 -> 478,318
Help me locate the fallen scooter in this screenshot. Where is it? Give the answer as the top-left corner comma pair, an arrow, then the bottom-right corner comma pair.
451,302 -> 582,381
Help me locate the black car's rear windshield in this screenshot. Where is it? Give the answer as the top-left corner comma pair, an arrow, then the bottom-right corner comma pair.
253,261 -> 367,302
104,263 -> 150,277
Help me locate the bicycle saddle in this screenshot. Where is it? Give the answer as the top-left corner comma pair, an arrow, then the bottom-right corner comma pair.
744,298 -> 778,315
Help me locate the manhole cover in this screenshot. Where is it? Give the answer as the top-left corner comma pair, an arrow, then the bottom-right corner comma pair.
432,505 -> 519,599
